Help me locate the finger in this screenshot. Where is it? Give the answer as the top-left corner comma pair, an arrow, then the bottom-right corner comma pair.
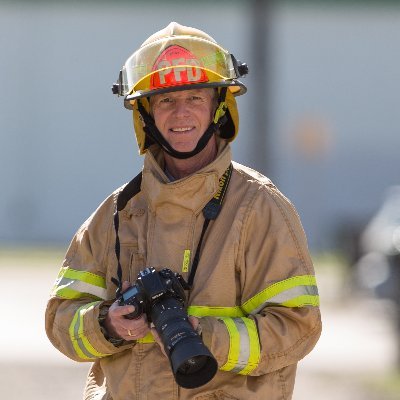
188,316 -> 199,330
110,304 -> 136,317
151,328 -> 161,343
125,317 -> 148,332
127,329 -> 149,341
124,324 -> 151,341
121,281 -> 131,292
126,315 -> 149,330
122,315 -> 150,338
124,329 -> 138,340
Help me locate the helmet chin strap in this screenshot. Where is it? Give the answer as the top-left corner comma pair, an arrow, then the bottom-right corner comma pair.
136,88 -> 228,160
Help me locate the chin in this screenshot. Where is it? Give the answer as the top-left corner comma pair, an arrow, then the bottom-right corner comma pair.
171,143 -> 197,153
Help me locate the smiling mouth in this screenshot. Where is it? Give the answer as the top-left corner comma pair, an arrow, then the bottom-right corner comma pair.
170,127 -> 194,133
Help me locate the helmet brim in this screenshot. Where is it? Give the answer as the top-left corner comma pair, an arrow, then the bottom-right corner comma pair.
124,79 -> 246,110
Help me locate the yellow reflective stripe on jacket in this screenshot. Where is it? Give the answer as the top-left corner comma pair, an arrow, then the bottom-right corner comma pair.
69,301 -> 111,360
242,275 -> 319,315
137,332 -> 155,343
281,294 -> 319,307
240,318 -> 261,374
218,317 -> 260,375
52,266 -> 107,300
188,305 -> 245,318
135,307 -> 246,344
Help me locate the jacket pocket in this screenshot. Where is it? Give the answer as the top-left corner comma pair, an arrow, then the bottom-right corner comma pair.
129,246 -> 146,281
105,243 -> 142,298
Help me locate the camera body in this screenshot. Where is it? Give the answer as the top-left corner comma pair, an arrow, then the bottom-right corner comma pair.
119,267 -> 188,321
118,267 -> 217,389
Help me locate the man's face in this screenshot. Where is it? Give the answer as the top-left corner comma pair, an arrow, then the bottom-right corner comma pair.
150,88 -> 216,153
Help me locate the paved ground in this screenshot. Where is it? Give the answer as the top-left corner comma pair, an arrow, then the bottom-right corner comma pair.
1,250 -> 399,399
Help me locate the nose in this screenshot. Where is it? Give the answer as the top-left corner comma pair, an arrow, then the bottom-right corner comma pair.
173,99 -> 190,118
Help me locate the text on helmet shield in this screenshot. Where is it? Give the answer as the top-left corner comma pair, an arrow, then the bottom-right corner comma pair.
151,45 -> 208,89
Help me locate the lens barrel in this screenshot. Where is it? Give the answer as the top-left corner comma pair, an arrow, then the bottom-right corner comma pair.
170,335 -> 218,389
151,298 -> 218,389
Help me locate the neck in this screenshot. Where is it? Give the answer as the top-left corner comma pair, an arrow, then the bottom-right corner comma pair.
164,136 -> 218,180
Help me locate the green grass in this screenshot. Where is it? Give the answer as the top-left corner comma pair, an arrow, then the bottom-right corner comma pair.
363,372 -> 400,400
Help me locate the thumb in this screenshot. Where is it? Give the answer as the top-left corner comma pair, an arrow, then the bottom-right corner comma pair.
121,281 -> 131,292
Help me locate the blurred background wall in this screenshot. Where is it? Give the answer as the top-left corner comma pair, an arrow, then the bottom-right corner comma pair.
1,0 -> 399,252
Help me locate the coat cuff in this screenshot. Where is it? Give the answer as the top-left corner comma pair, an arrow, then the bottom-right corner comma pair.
70,301 -> 135,359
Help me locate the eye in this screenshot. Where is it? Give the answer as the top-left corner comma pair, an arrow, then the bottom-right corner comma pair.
189,95 -> 204,104
156,96 -> 175,109
160,97 -> 173,103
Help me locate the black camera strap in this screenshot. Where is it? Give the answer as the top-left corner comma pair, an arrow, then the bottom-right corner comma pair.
112,172 -> 143,298
112,163 -> 233,296
187,163 -> 233,287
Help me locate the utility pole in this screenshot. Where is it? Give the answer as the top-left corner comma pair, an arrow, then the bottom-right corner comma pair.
251,0 -> 274,178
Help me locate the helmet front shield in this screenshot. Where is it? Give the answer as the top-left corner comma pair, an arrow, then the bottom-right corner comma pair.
112,35 -> 248,102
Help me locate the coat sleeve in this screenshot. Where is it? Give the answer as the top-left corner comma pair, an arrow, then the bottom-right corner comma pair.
45,192 -> 134,362
200,184 -> 322,375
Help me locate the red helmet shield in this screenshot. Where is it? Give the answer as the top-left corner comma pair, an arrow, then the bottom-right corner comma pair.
150,45 -> 208,90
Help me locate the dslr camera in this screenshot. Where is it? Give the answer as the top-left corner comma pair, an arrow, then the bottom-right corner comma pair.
118,267 -> 217,389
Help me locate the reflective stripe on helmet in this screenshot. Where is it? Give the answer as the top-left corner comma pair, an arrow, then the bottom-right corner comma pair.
218,317 -> 260,375
242,275 -> 320,315
69,302 -> 111,360
51,266 -> 107,300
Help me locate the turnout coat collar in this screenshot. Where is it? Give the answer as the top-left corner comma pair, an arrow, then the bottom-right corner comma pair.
141,142 -> 232,216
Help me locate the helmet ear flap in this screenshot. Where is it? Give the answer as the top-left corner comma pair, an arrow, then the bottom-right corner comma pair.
219,107 -> 235,140
133,98 -> 154,154
218,89 -> 239,142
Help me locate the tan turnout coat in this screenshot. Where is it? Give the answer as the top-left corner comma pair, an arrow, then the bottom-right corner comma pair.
46,142 -> 321,400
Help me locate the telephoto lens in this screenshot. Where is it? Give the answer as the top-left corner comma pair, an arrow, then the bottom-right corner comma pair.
118,267 -> 218,388
151,297 -> 218,389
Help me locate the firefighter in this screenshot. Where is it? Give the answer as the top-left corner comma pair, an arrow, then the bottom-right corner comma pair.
46,22 -> 321,399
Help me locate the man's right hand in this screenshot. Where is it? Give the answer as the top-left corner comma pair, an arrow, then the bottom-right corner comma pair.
103,281 -> 150,341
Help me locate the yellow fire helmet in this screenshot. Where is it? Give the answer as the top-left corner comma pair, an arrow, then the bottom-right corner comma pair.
112,22 -> 248,158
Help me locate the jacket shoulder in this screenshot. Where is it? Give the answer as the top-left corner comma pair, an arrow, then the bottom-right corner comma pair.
64,182 -> 133,267
232,161 -> 275,189
233,161 -> 312,266
232,161 -> 291,206
231,161 -> 302,225
83,185 -> 123,229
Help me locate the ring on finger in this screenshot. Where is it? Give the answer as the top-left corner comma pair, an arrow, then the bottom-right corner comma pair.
127,329 -> 133,337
